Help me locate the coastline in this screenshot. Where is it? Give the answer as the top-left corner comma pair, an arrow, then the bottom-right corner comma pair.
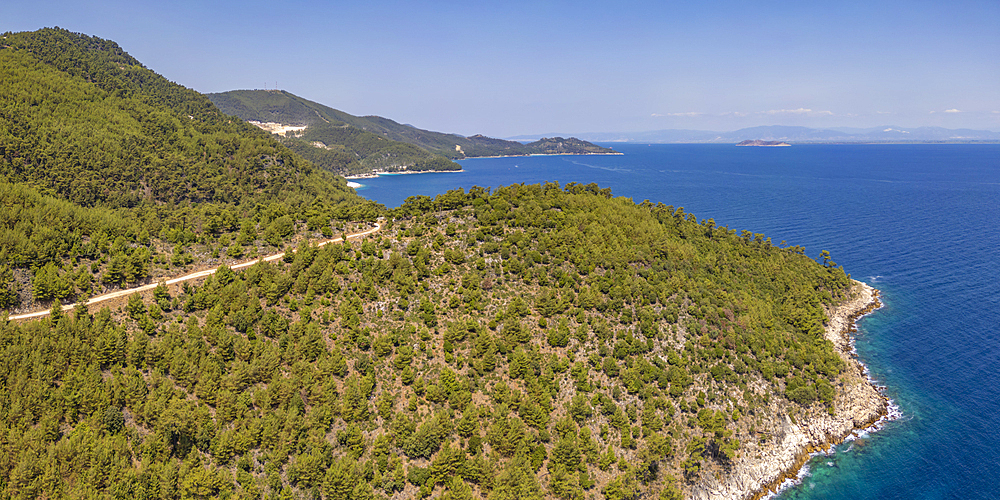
458,151 -> 624,160
691,279 -> 890,500
343,152 -> 623,181
345,169 -> 464,180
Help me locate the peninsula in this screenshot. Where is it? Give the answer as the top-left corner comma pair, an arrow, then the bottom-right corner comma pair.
208,90 -> 618,177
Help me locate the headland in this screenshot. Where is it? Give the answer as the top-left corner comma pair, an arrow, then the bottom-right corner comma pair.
691,280 -> 889,500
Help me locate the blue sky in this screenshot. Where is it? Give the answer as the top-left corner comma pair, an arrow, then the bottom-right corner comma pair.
7,0 -> 999,137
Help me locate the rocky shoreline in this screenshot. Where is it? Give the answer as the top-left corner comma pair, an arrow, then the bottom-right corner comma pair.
691,280 -> 888,500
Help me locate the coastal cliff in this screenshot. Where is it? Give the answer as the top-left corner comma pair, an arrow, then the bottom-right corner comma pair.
690,281 -> 887,499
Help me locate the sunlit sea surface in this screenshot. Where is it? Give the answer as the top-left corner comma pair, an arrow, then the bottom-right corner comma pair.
356,144 -> 1000,499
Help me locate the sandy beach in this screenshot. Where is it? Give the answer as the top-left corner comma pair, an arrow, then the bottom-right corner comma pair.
345,169 -> 464,180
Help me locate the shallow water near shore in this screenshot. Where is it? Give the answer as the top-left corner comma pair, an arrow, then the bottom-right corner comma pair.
357,144 -> 1000,499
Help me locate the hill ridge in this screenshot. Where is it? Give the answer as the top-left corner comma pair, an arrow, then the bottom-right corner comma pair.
207,89 -> 619,175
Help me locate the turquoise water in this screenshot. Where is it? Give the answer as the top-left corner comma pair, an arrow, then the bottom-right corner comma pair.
356,144 -> 1000,499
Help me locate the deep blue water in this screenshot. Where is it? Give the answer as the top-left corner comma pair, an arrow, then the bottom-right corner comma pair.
356,144 -> 1000,499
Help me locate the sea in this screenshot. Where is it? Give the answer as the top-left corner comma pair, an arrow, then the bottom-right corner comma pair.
354,144 -> 1000,499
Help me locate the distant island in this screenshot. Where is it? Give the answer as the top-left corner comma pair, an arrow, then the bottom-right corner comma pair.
736,139 -> 791,147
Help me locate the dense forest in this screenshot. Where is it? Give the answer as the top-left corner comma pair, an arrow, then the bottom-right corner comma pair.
2,182 -> 854,499
1,28 -> 859,500
0,28 -> 381,309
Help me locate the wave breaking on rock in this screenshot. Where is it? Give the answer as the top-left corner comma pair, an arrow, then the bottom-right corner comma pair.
690,280 -> 891,500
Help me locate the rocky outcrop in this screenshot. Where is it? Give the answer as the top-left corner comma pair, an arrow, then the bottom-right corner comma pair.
690,280 -> 887,500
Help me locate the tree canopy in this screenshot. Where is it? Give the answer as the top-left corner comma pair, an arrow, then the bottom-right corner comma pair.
0,179 -> 855,499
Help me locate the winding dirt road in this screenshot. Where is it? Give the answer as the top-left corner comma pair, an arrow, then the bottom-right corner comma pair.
8,222 -> 382,321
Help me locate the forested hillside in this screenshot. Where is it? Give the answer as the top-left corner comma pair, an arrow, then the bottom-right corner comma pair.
284,121 -> 458,177
207,90 -> 618,168
0,28 -> 379,313
1,178 -> 856,499
207,90 -> 462,176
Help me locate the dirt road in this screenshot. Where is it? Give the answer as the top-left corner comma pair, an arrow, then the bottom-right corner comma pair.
8,222 -> 381,321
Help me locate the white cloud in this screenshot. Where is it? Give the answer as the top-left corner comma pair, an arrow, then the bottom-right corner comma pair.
762,108 -> 833,116
876,111 -> 893,115
722,111 -> 748,117
665,112 -> 704,117
944,108 -> 961,113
